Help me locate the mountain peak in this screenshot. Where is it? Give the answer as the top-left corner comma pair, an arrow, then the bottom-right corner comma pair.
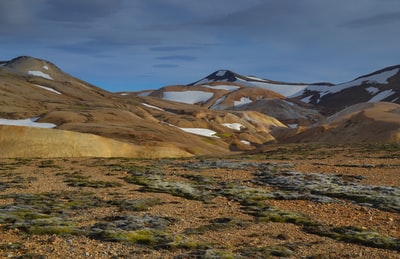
190,69 -> 241,85
0,56 -> 62,81
353,64 -> 400,82
5,56 -> 60,71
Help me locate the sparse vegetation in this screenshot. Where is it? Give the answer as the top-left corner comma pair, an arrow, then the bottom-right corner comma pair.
64,173 -> 122,188
305,225 -> 400,251
108,198 -> 163,211
0,146 -> 399,257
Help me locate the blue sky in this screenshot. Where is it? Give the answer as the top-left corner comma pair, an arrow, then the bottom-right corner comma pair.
1,0 -> 400,92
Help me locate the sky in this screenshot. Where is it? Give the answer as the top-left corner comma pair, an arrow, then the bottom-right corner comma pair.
1,0 -> 400,92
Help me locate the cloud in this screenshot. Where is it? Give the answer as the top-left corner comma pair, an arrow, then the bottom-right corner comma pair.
0,0 -> 44,31
39,0 -> 123,22
153,64 -> 179,68
1,0 -> 400,92
150,46 -> 203,52
157,55 -> 197,61
341,11 -> 400,28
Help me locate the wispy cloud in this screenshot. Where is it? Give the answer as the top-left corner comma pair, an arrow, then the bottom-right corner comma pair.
341,11 -> 400,28
150,46 -> 202,52
1,0 -> 400,92
153,64 -> 179,68
157,55 -> 197,61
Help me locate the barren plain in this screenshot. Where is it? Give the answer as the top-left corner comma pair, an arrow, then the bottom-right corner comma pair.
0,143 -> 399,258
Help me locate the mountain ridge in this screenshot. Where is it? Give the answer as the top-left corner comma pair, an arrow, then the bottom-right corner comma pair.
1,55 -> 399,158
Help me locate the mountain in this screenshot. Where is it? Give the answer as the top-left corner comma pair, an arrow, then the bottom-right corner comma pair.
135,69 -> 326,126
129,66 -> 400,144
0,56 -> 116,117
1,56 -> 399,158
278,102 -> 400,144
292,65 -> 400,111
0,56 -> 294,157
190,69 -> 317,97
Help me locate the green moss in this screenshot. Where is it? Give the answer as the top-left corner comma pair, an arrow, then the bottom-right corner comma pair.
109,198 -> 163,211
38,160 -> 62,169
63,172 -> 122,188
27,225 -> 81,236
239,245 -> 294,258
248,205 -> 316,226
125,229 -> 159,245
329,226 -> 400,250
66,179 -> 122,188
184,217 -> 248,235
123,172 -> 215,201
0,192 -> 107,237
90,228 -> 175,247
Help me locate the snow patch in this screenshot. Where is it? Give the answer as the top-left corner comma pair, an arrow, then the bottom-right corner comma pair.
194,78 -> 212,86
368,90 -> 395,102
210,96 -> 226,110
234,97 -> 252,107
364,68 -> 399,84
0,117 -> 56,128
28,70 -> 53,80
365,87 -> 380,95
240,140 -> 251,145
300,95 -> 312,104
163,91 -> 213,104
202,84 -> 240,92
216,70 -> 227,77
246,75 -> 267,81
33,84 -> 61,95
288,124 -> 298,128
222,123 -> 244,131
141,103 -> 165,111
43,65 -> 49,70
235,78 -> 309,97
179,128 -> 219,138
304,68 -> 399,99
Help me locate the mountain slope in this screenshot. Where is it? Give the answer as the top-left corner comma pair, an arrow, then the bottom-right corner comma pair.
190,69 -> 315,97
138,69 -> 326,126
279,102 -> 400,144
0,56 -> 292,157
131,66 -> 400,144
292,65 -> 400,111
0,125 -> 192,158
1,56 -> 399,158
0,56 -> 117,117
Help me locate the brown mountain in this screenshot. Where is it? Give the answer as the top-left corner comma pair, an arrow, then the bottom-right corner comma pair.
278,102 -> 400,143
0,56 -> 290,157
1,56 -> 399,158
129,67 -> 400,145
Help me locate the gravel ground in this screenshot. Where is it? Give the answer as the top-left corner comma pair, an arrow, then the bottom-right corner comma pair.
0,143 -> 399,258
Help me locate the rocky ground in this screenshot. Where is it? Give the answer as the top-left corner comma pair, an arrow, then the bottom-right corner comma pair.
0,143 -> 399,258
